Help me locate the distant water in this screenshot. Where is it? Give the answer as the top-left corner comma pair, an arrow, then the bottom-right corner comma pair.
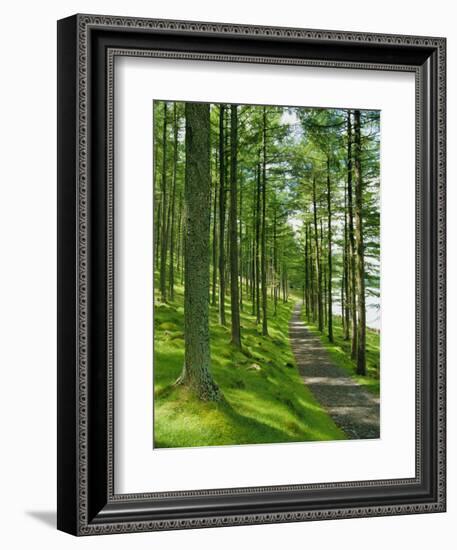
317,295 -> 380,331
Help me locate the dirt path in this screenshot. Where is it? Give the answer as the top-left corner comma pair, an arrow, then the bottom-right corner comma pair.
289,303 -> 380,439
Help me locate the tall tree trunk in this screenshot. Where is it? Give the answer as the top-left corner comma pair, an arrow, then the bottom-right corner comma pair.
211,147 -> 218,306
218,105 -> 227,325
261,107 -> 268,336
354,110 -> 366,375
347,110 -> 358,358
326,156 -> 334,342
312,176 -> 323,332
273,206 -> 278,316
305,222 -> 310,321
255,161 -> 261,325
168,103 -> 178,301
155,201 -> 161,271
180,213 -> 186,285
159,102 -> 169,302
177,102 -> 221,401
153,103 -> 160,275
251,185 -> 256,316
239,174 -> 243,312
341,271 -> 345,334
176,189 -> 183,282
229,105 -> 242,348
343,173 -> 350,340
310,227 -> 316,322
224,110 -> 230,296
321,219 -> 327,329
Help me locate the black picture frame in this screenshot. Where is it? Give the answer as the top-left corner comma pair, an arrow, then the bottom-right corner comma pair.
57,13 -> 446,536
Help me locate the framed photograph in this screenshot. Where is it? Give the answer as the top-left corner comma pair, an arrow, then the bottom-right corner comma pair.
57,14 -> 446,535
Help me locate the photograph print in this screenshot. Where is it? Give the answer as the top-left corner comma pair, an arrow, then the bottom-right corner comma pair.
153,100 -> 380,449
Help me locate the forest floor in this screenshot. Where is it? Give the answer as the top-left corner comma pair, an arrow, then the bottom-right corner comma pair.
153,283 -> 346,448
291,303 -> 380,439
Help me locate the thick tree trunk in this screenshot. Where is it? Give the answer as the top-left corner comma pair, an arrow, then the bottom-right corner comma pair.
159,102 -> 169,302
347,110 -> 358,358
176,102 -> 221,401
229,105 -> 242,348
354,110 -> 366,376
261,107 -> 268,336
326,156 -> 334,342
218,105 -> 227,325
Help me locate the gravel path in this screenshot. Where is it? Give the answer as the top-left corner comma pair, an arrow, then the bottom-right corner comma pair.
289,303 -> 380,440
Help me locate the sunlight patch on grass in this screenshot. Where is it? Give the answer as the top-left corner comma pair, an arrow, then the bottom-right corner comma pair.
153,283 -> 346,448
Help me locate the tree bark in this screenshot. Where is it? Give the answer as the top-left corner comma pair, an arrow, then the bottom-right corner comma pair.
239,174 -> 243,312
218,105 -> 227,325
273,206 -> 278,316
168,103 -> 178,301
354,110 -> 366,375
153,103 -> 161,274
176,102 -> 221,401
343,171 -> 350,340
159,102 -> 169,302
326,156 -> 334,342
312,176 -> 323,332
229,105 -> 242,348
176,189 -> 183,282
261,107 -> 269,336
211,146 -> 218,306
347,110 -> 358,358
321,219 -> 327,329
305,222 -> 310,321
255,161 -> 261,324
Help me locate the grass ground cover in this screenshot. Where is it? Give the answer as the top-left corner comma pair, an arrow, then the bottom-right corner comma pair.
154,284 -> 346,448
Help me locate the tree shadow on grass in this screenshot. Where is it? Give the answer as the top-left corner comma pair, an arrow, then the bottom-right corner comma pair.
154,384 -> 301,448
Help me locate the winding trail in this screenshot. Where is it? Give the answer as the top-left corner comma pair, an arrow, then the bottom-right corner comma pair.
289,303 -> 380,439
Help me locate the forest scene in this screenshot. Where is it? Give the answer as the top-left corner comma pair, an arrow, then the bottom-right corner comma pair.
153,100 -> 380,448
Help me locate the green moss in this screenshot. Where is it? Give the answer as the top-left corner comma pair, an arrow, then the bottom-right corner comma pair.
153,284 -> 346,448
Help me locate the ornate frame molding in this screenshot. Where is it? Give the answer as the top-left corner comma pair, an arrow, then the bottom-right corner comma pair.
57,14 -> 446,536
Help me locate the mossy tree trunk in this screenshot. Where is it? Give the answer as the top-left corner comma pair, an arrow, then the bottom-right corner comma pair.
255,161 -> 261,325
218,105 -> 227,326
176,102 -> 221,401
347,110 -> 358,359
211,147 -> 218,307
229,105 -> 242,348
261,107 -> 269,336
